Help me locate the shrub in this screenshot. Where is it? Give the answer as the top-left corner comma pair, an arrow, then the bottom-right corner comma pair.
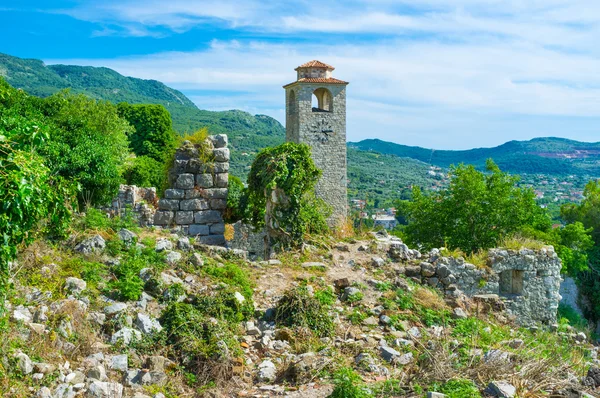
402,159 -> 551,253
123,155 -> 167,190
433,379 -> 480,398
328,367 -> 372,398
558,303 -> 588,330
224,175 -> 248,223
194,288 -> 254,322
275,286 -> 334,337
159,302 -> 241,386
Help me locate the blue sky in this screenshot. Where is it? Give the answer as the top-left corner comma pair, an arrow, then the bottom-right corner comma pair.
2,0 -> 600,148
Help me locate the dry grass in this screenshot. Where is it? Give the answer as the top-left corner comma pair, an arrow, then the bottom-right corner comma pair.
499,235 -> 547,251
332,216 -> 356,240
413,287 -> 449,311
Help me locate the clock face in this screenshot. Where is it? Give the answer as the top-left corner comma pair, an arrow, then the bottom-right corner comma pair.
311,118 -> 335,143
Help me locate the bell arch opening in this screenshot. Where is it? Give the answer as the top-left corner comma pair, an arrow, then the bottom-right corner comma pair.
312,88 -> 333,112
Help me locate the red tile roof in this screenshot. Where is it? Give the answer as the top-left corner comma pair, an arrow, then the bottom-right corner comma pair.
283,77 -> 349,88
295,60 -> 335,70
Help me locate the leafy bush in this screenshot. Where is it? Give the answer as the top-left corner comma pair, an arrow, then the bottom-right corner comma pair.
159,302 -> 241,386
123,155 -> 167,190
558,303 -> 588,330
402,159 -> 550,253
224,174 -> 248,223
275,286 -> 334,337
328,367 -> 372,398
203,261 -> 253,299
194,288 -> 254,322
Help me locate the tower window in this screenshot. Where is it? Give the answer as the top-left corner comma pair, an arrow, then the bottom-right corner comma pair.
312,88 -> 333,112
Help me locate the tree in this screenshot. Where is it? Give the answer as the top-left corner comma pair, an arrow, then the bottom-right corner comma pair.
403,159 -> 550,253
38,92 -> 131,206
0,78 -> 74,318
246,143 -> 330,249
117,103 -> 176,163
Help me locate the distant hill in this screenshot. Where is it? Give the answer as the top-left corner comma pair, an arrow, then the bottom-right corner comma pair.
351,137 -> 600,176
0,52 -> 285,177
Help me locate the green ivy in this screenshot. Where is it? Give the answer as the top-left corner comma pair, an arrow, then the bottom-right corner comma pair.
247,142 -> 330,248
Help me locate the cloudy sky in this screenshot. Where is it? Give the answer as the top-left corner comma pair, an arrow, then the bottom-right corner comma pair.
2,1 -> 600,148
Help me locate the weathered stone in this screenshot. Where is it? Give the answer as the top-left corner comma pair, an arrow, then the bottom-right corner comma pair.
34,363 -> 56,374
210,134 -> 228,148
484,349 -> 511,364
111,328 -> 141,345
213,148 -> 230,162
209,199 -> 227,210
134,313 -> 163,335
110,355 -> 128,372
214,173 -> 228,188
65,371 -> 85,384
485,381 -> 516,397
153,211 -> 174,225
371,256 -> 385,267
380,346 -> 401,363
190,253 -> 205,266
195,174 -> 213,188
104,303 -> 128,315
15,352 -> 33,374
427,393 -> 448,398
342,286 -> 361,301
75,235 -> 106,254
204,188 -> 228,199
67,277 -> 88,295
199,235 -> 226,246
177,237 -> 191,251
420,262 -> 436,277
184,188 -> 202,199
194,210 -> 222,223
155,238 -> 173,252
36,387 -> 52,398
157,199 -> 179,211
164,189 -> 185,199
86,381 -> 124,398
165,251 -> 182,264
213,162 -> 229,173
87,365 -> 107,381
176,174 -> 195,189
11,306 -> 32,323
452,308 -> 468,319
257,359 -> 276,382
175,211 -> 193,224
188,224 -> 210,236
210,223 -> 226,234
180,199 -> 209,211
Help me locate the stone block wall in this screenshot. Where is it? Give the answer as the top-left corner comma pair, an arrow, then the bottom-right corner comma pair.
412,246 -> 562,326
153,135 -> 229,245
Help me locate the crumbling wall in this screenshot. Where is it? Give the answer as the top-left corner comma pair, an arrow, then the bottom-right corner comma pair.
384,235 -> 562,326
109,185 -> 157,227
153,134 -> 229,245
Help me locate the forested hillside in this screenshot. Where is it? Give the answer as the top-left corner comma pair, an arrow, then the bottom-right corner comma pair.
351,137 -> 600,176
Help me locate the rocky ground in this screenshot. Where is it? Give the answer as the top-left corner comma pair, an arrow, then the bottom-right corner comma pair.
2,216 -> 600,397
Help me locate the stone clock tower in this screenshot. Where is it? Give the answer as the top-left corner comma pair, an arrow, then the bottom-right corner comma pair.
284,60 -> 348,223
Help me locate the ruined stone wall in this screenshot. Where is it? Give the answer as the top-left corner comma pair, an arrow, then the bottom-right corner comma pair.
381,235 -> 563,327
108,185 -> 157,227
412,247 -> 562,326
153,135 -> 229,245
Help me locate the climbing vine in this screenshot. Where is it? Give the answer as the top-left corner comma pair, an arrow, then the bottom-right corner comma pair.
247,142 -> 330,248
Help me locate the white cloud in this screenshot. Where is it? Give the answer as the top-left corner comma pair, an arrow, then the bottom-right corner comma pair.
43,0 -> 600,147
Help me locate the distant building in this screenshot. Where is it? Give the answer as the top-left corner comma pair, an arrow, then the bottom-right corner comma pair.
373,214 -> 398,230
